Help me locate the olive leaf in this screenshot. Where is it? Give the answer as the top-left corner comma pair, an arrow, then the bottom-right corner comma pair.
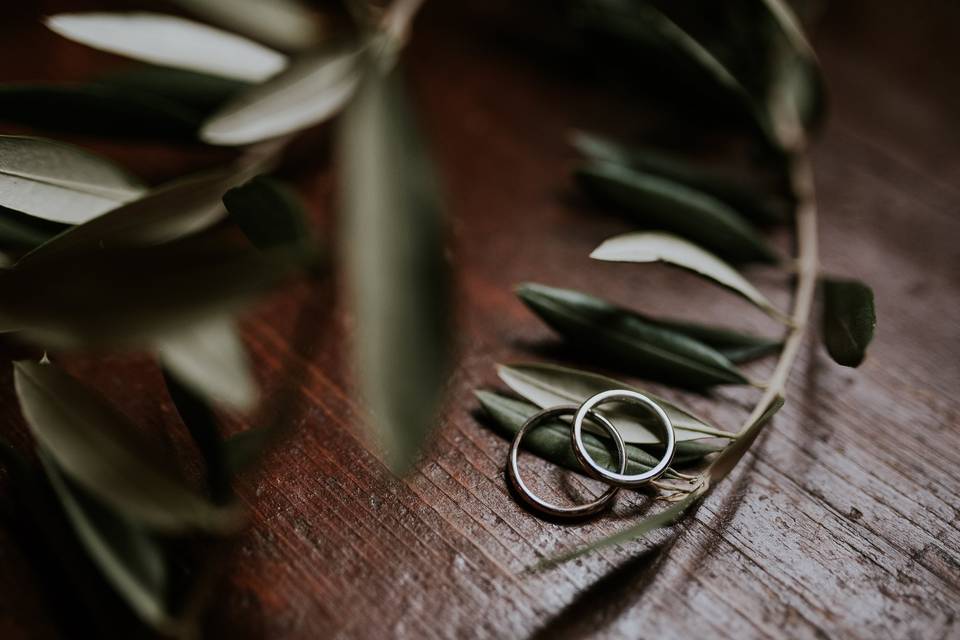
170,0 -> 322,52
577,161 -> 778,264
39,451 -> 185,635
46,13 -> 287,83
156,318 -> 258,413
476,391 -> 720,471
223,175 -> 312,253
340,58 -> 451,473
0,206 -> 66,250
497,363 -> 731,443
516,282 -> 749,387
636,314 -> 781,363
591,231 -> 789,322
0,234 -> 296,348
18,161 -> 266,266
0,135 -> 145,224
821,277 -> 876,368
96,66 -> 248,116
571,131 -> 787,224
0,84 -> 201,139
201,47 -> 361,146
14,361 -> 244,533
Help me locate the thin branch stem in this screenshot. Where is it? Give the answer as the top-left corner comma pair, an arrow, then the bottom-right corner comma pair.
737,150 -> 819,437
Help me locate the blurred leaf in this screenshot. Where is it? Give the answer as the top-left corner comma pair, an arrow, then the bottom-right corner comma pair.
39,451 -> 186,635
46,12 -> 287,83
221,427 -> 276,478
201,46 -> 360,146
571,131 -> 787,224
340,58 -> 451,473
157,318 -> 258,413
14,360 -> 244,533
0,84 -> 201,139
591,231 -> 788,322
497,363 -> 731,444
170,0 -> 323,52
476,391 -> 718,473
96,66 -> 248,116
223,175 -> 312,252
517,283 -> 748,387
18,161 -> 265,266
821,278 -> 875,368
0,205 -> 66,250
577,161 -> 778,263
0,234 -> 296,348
0,135 -> 145,224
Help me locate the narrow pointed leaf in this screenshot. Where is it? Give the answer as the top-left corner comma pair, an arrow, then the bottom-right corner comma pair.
223,176 -> 311,252
631,314 -> 781,364
571,131 -> 787,223
157,318 -> 258,413
0,135 -> 145,224
0,235 -> 295,347
577,161 -> 777,263
201,47 -> 360,146
341,59 -> 451,473
18,161 -> 265,266
517,283 -> 748,386
14,361 -> 244,532
46,13 -> 287,83
96,66 -> 247,116
497,363 -> 730,444
591,231 -> 787,322
0,84 -> 201,139
170,0 -> 322,52
821,278 -> 876,368
39,452 -> 184,634
477,391 -> 718,472
0,206 -> 66,250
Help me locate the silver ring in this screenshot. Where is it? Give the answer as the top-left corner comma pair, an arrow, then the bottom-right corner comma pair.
507,404 -> 626,518
572,389 -> 675,487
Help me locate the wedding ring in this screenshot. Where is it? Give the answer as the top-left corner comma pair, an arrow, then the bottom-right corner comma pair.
571,389 -> 675,487
507,404 -> 626,518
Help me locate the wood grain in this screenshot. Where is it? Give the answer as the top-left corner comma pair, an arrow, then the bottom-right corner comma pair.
0,1 -> 958,638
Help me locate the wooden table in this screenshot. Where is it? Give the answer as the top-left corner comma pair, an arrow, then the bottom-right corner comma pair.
0,1 -> 958,638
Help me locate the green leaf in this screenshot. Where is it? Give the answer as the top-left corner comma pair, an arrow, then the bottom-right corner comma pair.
14,360 -> 244,533
96,66 -> 248,116
497,363 -> 731,444
577,161 -> 777,263
18,161 -> 265,266
39,451 -> 187,635
223,175 -> 312,252
0,135 -> 145,224
0,206 -> 66,250
0,234 -> 295,348
201,47 -> 360,146
156,318 -> 258,413
0,84 -> 201,139
46,13 -> 287,83
571,131 -> 787,224
591,231 -> 788,322
516,283 -> 748,387
821,278 -> 876,368
170,0 -> 322,52
627,313 -> 781,363
476,391 -> 718,473
340,59 -> 451,473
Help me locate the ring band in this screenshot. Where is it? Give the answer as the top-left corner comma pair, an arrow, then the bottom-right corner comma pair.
507,404 -> 626,518
572,389 -> 675,487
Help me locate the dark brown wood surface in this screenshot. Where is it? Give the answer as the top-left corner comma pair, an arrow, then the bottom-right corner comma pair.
0,1 -> 958,638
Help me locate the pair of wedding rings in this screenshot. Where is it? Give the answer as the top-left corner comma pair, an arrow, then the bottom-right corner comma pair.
507,389 -> 676,518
